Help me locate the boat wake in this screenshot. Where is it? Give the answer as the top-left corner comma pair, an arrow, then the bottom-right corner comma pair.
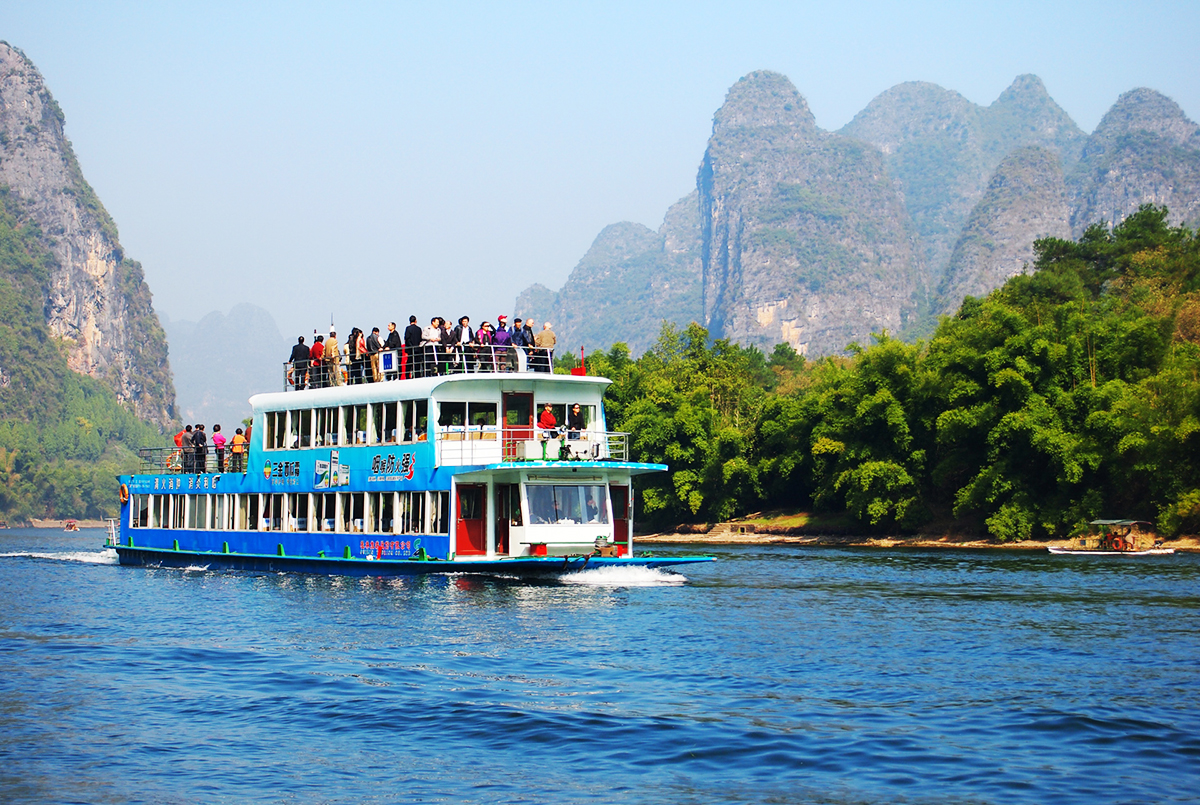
0,547 -> 119,565
559,565 -> 686,587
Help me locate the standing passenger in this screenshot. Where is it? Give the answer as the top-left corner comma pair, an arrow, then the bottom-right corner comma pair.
212,424 -> 227,472
403,315 -> 422,379
182,424 -> 195,473
193,424 -> 208,473
366,327 -> 383,382
289,336 -> 309,390
230,428 -> 247,473
534,321 -> 557,372
309,335 -> 326,388
421,317 -> 441,378
493,315 -> 513,372
326,330 -> 344,386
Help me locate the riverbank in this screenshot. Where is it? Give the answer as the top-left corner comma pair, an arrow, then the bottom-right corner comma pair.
26,518 -> 108,529
637,532 -> 1200,552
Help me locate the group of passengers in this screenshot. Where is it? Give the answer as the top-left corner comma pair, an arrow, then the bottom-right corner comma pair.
173,423 -> 248,474
287,314 -> 557,390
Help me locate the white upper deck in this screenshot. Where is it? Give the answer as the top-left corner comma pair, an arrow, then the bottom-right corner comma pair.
250,371 -> 612,413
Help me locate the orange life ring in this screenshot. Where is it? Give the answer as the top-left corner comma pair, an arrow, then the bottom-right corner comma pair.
1110,536 -> 1125,551
118,484 -> 130,504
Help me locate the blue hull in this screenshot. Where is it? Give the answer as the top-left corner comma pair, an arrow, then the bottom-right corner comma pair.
115,546 -> 714,577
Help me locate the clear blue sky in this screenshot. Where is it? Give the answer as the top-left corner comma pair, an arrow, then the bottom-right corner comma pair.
4,1 -> 1198,340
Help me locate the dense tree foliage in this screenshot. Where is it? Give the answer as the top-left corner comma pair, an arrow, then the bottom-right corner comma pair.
0,189 -> 161,522
575,206 -> 1200,539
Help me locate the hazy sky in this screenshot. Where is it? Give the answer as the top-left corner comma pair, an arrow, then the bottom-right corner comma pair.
4,1 -> 1198,340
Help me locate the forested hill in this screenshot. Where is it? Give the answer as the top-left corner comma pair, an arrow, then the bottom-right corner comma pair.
585,205 -> 1200,540
0,189 -> 160,521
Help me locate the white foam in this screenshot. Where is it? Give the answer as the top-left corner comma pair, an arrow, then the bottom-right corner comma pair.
0,548 -> 119,565
559,565 -> 686,587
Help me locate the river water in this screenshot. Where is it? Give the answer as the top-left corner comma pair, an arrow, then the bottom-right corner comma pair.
1,528 -> 1197,804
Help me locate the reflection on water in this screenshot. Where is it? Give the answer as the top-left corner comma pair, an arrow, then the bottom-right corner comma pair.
1,529 -> 1198,804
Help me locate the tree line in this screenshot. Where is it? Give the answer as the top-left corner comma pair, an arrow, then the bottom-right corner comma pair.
572,205 -> 1200,540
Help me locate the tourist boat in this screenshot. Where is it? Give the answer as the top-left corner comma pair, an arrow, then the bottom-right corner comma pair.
1047,519 -> 1175,556
63,519 -> 80,532
110,348 -> 714,576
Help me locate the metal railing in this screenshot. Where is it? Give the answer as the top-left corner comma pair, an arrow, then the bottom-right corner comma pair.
438,428 -> 629,465
284,346 -> 557,390
137,446 -> 249,475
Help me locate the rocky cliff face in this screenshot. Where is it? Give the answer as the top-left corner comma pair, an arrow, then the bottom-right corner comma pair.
515,192 -> 703,356
840,75 -> 1085,285
938,146 -> 1071,313
0,42 -> 174,427
1068,88 -> 1200,235
517,72 -> 1199,359
698,71 -> 921,354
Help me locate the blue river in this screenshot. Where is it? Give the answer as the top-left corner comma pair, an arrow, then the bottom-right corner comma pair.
2,528 -> 1198,804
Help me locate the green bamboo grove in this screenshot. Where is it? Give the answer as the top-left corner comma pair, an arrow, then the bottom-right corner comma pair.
573,205 -> 1200,540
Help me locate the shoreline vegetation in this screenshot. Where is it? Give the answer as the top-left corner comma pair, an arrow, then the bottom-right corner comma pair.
636,508 -> 1200,551
586,206 -> 1200,544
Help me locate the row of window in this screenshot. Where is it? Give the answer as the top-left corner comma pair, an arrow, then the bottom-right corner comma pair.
263,401 -> 597,451
128,483 -> 613,534
129,491 -> 450,535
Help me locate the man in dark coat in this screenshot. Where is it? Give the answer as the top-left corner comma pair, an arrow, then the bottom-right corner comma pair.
403,315 -> 422,379
192,424 -> 208,473
289,336 -> 309,390
366,327 -> 383,382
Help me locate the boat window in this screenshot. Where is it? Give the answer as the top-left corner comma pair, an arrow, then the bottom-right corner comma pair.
264,494 -> 284,531
398,491 -> 425,534
508,484 -> 523,526
248,495 -> 260,531
316,493 -> 337,531
430,491 -> 450,534
298,409 -> 313,447
342,492 -> 365,532
345,405 -> 368,445
315,407 -> 340,446
132,495 -> 149,528
286,411 -> 301,449
370,492 -> 394,532
468,402 -> 497,427
288,493 -> 308,532
438,402 -> 466,427
401,400 -> 429,442
537,403 -> 567,428
382,402 -> 399,444
526,485 -> 608,525
266,411 -> 287,450
170,495 -> 185,529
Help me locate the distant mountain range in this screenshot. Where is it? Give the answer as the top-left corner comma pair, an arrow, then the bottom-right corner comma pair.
518,72 -> 1200,356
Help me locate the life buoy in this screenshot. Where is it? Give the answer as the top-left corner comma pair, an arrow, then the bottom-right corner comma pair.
118,484 -> 130,504
1110,536 -> 1125,551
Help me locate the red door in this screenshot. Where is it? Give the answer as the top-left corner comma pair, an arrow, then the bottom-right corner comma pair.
611,485 -> 630,556
502,393 -> 534,460
455,484 -> 486,555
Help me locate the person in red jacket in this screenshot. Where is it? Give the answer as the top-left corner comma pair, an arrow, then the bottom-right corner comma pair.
309,335 -> 325,388
538,402 -> 558,436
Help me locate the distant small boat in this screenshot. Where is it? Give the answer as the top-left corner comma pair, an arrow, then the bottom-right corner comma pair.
1049,519 -> 1175,556
64,520 -> 80,532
